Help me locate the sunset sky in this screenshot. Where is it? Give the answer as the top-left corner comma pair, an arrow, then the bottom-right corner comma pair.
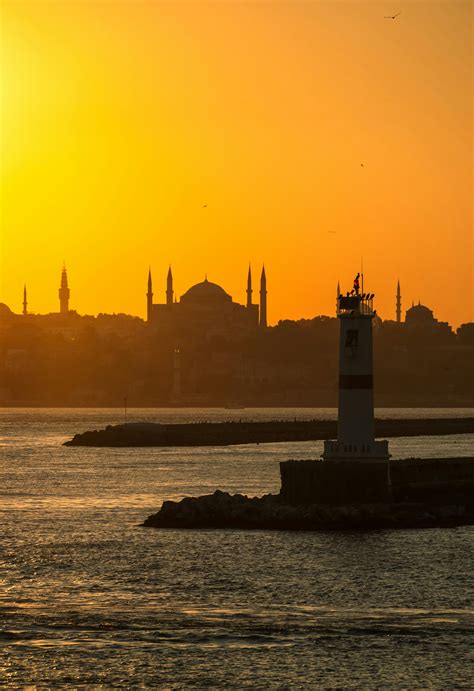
0,0 -> 472,326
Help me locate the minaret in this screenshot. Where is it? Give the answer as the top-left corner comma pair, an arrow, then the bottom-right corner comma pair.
23,284 -> 28,316
166,266 -> 173,306
59,265 -> 70,314
259,265 -> 267,328
322,278 -> 391,502
246,264 -> 252,307
336,281 -> 341,313
147,269 -> 153,323
396,280 -> 401,323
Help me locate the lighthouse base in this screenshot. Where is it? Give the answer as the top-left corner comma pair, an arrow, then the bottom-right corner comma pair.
322,439 -> 390,462
280,458 -> 391,505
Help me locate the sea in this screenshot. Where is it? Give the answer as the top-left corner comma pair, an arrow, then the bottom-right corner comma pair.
0,408 -> 473,688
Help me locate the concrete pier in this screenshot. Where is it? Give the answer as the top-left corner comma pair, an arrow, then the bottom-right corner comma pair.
280,459 -> 391,505
280,456 -> 474,506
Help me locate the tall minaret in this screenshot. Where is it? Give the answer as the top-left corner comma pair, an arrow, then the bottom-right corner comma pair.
23,284 -> 28,316
259,265 -> 267,328
246,264 -> 252,307
396,280 -> 401,323
336,281 -> 341,313
166,266 -> 173,306
147,269 -> 153,323
59,265 -> 70,314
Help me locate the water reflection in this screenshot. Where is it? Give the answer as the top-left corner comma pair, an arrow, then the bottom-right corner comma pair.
0,409 -> 472,686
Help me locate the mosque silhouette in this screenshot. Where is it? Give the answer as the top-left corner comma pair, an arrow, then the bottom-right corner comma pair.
146,265 -> 268,333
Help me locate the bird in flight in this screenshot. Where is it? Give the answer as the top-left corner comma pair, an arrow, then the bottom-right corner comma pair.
384,11 -> 401,19
202,204 -> 208,208
328,230 -> 336,234
360,163 -> 364,167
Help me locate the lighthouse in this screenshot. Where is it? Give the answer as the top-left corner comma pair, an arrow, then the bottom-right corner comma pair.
322,275 -> 391,502
171,348 -> 181,404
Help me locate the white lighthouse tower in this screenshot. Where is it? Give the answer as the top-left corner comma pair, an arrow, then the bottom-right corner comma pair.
171,348 -> 181,405
322,276 -> 391,502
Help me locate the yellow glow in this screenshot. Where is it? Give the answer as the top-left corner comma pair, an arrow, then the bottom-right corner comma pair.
0,1 -> 472,325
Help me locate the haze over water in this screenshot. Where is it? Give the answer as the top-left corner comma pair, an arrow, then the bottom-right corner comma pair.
1,408 -> 473,686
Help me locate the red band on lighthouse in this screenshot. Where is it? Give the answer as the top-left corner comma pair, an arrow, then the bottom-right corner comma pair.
339,374 -> 373,390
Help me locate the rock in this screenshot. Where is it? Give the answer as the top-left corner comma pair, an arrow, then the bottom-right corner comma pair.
142,492 -> 474,531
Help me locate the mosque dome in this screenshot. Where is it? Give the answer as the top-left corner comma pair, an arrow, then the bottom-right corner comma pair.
181,278 -> 232,303
0,303 -> 14,318
405,303 -> 435,324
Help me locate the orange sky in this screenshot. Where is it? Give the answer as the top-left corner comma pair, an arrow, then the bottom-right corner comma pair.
0,0 -> 472,326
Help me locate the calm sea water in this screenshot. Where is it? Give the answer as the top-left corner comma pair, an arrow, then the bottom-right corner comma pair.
0,408 -> 473,688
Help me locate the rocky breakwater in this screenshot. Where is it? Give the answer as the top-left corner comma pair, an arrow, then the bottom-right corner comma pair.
143,490 -> 474,531
65,417 -> 474,448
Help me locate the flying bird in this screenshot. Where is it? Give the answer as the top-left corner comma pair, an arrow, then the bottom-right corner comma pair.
202,204 -> 208,208
328,231 -> 336,234
360,163 -> 364,167
384,11 -> 401,19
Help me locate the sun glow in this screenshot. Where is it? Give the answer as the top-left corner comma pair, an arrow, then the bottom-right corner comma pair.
0,1 -> 472,325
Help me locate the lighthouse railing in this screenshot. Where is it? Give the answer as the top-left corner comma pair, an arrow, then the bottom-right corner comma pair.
337,294 -> 375,316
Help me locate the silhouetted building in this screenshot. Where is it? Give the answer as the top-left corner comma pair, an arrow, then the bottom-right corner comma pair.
406,301 -> 434,324
146,266 -> 265,338
23,285 -> 28,316
59,265 -> 70,314
405,301 -> 452,336
0,302 -> 14,322
457,322 -> 474,345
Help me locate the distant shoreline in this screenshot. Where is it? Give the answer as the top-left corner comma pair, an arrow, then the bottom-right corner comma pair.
2,404 -> 473,410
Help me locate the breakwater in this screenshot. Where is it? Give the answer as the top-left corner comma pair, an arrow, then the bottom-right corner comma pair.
143,489 -> 474,531
64,417 -> 474,447
143,457 -> 474,531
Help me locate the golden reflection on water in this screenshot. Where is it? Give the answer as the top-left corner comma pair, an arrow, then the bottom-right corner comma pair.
0,409 -> 473,686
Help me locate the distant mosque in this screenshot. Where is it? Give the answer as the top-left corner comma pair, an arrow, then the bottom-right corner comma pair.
146,265 -> 267,336
392,280 -> 451,334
